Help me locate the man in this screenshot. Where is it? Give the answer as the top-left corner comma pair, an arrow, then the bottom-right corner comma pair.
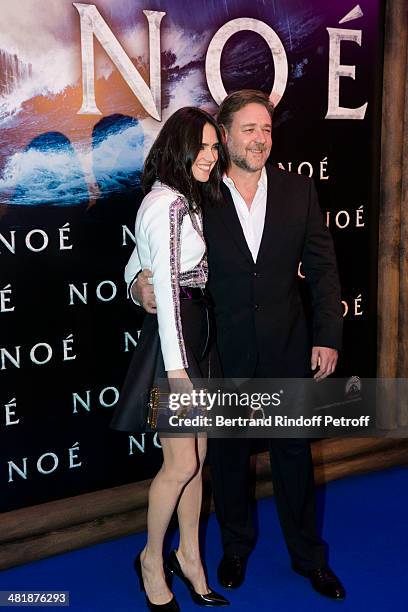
127,90 -> 345,600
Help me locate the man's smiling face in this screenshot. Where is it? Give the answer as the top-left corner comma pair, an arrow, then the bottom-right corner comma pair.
223,102 -> 272,173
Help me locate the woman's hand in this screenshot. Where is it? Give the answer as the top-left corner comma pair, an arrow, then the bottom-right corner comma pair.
167,369 -> 193,416
167,368 -> 190,380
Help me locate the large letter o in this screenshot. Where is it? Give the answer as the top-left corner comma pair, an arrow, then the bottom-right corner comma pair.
205,18 -> 288,107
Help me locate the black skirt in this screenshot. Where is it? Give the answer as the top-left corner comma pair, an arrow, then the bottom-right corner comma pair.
110,287 -> 220,433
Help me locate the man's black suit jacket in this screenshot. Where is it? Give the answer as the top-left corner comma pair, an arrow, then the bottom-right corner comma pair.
203,164 -> 343,378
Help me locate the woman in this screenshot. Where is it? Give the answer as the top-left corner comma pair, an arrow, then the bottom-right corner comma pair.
111,108 -> 229,610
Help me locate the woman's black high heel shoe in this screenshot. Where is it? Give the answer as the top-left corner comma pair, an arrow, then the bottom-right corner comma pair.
134,553 -> 180,611
166,550 -> 230,607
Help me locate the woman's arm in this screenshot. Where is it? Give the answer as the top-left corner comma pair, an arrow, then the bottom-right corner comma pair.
141,195 -> 190,373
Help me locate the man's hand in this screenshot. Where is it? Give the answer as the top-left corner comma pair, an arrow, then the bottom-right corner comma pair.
311,346 -> 338,381
132,269 -> 156,313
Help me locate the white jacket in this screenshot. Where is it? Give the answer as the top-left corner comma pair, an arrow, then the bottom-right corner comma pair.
125,182 -> 207,371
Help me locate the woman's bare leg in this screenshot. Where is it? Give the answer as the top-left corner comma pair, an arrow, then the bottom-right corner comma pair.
176,435 -> 209,594
141,436 -> 198,604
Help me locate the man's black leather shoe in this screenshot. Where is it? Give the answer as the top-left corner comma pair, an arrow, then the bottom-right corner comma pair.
217,555 -> 247,589
292,564 -> 346,600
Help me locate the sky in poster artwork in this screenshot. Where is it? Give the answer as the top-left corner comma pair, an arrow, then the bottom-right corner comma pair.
0,0 -> 379,206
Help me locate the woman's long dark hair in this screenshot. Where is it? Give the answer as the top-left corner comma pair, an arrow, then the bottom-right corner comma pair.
142,107 -> 228,208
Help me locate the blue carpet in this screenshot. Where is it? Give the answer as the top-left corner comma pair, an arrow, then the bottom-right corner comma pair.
1,466 -> 407,611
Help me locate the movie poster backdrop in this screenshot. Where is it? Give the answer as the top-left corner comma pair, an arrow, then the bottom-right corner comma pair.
0,1 -> 383,512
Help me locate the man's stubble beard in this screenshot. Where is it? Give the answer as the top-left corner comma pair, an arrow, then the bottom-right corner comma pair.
228,141 -> 269,173
229,152 -> 263,173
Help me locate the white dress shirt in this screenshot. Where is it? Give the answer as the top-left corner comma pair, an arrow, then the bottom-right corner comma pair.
222,167 -> 267,262
125,182 -> 207,371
